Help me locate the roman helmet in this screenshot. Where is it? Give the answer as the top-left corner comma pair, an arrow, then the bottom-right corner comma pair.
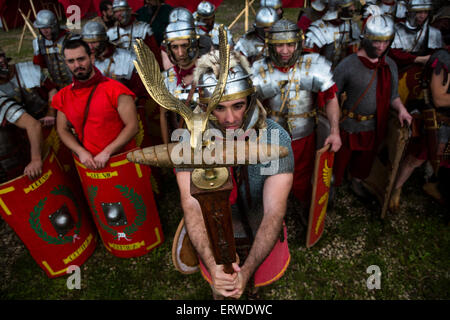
267,19 -> 304,68
260,0 -> 283,19
112,0 -> 133,25
169,7 -> 195,24
194,50 -> 266,132
196,1 -> 216,19
360,5 -> 395,58
163,18 -> 200,66
406,0 -> 433,29
254,7 -> 279,39
338,0 -> 356,20
33,9 -> 60,40
81,21 -> 108,57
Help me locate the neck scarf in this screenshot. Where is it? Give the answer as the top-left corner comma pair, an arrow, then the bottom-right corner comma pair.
357,55 -> 392,144
72,66 -> 107,90
173,64 -> 195,87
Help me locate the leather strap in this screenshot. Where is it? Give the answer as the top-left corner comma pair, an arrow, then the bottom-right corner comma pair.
80,83 -> 99,145
340,66 -> 378,123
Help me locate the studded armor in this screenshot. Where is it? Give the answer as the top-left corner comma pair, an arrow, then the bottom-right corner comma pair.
107,21 -> 154,56
163,67 -> 198,108
32,34 -> 72,88
251,53 -> 335,140
391,21 -> 443,53
95,48 -> 135,81
304,17 -> 360,68
195,22 -> 234,48
0,62 -> 48,119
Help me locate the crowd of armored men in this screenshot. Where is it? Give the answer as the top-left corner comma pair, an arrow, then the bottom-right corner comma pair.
2,0 -> 448,211
0,0 -> 449,298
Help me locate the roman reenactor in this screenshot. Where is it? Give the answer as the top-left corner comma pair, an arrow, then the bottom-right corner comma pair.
90,0 -> 116,30
390,49 -> 450,209
234,7 -> 279,65
260,0 -> 284,19
297,0 -> 328,33
32,10 -> 72,90
177,50 -> 294,299
304,0 -> 361,69
160,15 -> 212,144
251,19 -> 341,216
136,0 -> 173,46
107,0 -> 162,68
53,38 -> 163,258
194,1 -> 234,49
332,6 -> 412,198
0,47 -> 56,125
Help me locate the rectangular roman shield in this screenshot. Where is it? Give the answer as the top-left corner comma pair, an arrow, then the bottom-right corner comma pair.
0,152 -> 97,278
74,149 -> 164,258
306,144 -> 334,248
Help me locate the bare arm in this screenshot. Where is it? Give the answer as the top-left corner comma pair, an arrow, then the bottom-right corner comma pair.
233,172 -> 293,298
431,68 -> 450,108
56,109 -> 97,170
323,95 -> 342,152
93,94 -> 139,168
14,112 -> 43,180
176,171 -> 240,297
391,97 -> 412,127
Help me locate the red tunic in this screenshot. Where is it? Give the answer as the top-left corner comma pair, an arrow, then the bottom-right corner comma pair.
52,68 -> 136,156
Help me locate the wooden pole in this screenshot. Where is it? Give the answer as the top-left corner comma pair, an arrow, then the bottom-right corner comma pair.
18,10 -> 31,53
245,0 -> 249,33
228,0 -> 256,30
29,0 -> 37,18
1,16 -> 9,32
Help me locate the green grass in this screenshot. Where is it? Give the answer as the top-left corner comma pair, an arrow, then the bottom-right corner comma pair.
0,1 -> 449,300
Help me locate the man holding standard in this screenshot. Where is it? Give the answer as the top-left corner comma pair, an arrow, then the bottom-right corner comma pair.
176,51 -> 294,299
53,38 -> 138,170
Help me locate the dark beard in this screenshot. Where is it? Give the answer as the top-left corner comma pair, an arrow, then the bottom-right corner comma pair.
361,39 -> 379,59
73,64 -> 93,81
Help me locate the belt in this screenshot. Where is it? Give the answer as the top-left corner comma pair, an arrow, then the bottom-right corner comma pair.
341,109 -> 375,122
270,110 -> 317,119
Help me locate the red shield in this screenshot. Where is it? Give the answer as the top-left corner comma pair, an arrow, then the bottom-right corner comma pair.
74,150 -> 164,258
398,64 -> 424,104
0,152 -> 97,278
306,144 -> 335,248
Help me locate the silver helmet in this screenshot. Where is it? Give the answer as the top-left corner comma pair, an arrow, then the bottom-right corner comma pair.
267,19 -> 304,67
169,7 -> 195,24
196,1 -> 216,19
338,0 -> 356,20
406,0 -> 433,29
34,10 -> 59,40
255,7 -> 279,28
311,0 -> 328,12
82,21 -> 108,43
113,0 -> 132,25
254,7 -> 279,39
195,51 -> 264,132
164,20 -> 199,65
362,5 -> 395,41
260,0 -> 282,9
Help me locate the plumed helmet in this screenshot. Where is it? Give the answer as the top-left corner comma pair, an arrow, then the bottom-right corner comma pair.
362,5 -> 395,41
255,7 -> 279,28
194,50 -> 265,131
260,0 -> 282,9
169,7 -> 195,24
82,21 -> 108,43
267,19 -> 304,67
33,10 -> 58,29
197,1 -> 216,19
